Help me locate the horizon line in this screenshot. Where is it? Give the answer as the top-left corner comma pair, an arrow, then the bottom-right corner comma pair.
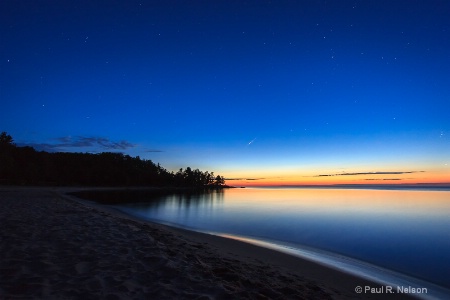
233,183 -> 450,189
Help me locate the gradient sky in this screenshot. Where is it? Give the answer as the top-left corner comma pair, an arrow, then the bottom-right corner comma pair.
1,0 -> 449,186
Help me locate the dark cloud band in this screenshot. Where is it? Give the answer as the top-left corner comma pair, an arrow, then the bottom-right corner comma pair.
20,136 -> 137,152
314,171 -> 425,177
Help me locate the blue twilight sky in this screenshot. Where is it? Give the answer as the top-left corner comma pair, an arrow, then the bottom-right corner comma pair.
1,0 -> 449,185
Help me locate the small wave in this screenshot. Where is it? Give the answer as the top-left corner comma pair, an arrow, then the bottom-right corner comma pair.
212,233 -> 450,300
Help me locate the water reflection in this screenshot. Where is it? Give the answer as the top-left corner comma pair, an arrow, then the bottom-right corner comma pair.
72,189 -> 225,230
72,188 -> 224,207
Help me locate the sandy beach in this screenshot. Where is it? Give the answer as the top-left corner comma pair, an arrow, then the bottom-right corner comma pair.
0,187 -> 415,299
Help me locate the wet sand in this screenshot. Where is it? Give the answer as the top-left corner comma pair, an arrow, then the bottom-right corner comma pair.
0,187 -> 416,299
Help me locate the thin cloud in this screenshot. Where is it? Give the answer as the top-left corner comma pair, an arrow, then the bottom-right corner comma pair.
74,137 -> 134,150
55,136 -> 71,143
314,171 -> 425,177
364,178 -> 403,181
20,136 -> 136,152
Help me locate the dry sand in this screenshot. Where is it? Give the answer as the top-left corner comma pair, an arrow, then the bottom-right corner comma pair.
0,187 -> 415,299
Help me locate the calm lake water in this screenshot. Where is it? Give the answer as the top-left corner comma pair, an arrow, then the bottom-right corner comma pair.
110,187 -> 450,295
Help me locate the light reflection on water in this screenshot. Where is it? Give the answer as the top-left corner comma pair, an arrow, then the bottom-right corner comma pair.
116,187 -> 450,290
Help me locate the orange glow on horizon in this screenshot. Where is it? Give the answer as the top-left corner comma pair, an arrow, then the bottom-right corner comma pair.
225,169 -> 450,187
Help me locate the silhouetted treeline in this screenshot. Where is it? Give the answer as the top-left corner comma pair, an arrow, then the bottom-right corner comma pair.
0,132 -> 226,187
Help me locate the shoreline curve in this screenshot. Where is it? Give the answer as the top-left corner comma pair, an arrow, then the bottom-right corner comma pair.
0,186 -> 423,299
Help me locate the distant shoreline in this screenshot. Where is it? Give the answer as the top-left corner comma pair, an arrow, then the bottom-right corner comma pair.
239,184 -> 450,191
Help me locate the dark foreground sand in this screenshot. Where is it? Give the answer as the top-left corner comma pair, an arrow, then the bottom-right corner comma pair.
0,187 -> 415,299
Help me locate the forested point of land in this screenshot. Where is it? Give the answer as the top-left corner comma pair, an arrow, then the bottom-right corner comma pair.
0,132 -> 226,188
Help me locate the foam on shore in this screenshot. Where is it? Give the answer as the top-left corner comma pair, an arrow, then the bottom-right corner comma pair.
214,234 -> 450,300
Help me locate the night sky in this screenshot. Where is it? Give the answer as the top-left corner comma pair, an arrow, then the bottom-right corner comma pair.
1,0 -> 449,185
